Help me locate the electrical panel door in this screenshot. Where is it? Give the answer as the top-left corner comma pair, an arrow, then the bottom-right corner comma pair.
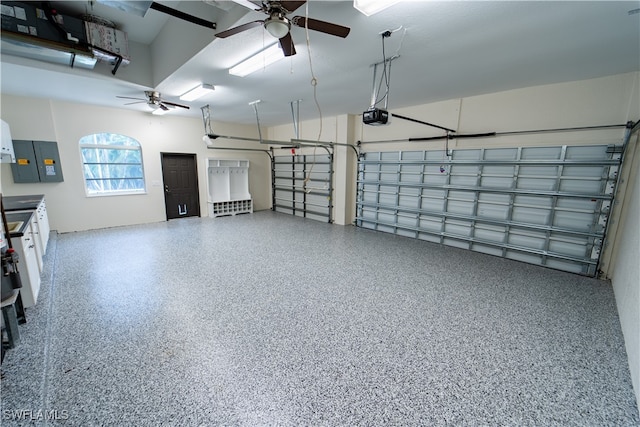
10,140 -> 63,183
33,141 -> 63,182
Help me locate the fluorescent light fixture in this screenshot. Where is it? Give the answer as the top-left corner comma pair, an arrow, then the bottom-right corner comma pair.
152,107 -> 168,115
230,0 -> 260,10
180,83 -> 215,101
229,43 -> 285,77
353,0 -> 400,16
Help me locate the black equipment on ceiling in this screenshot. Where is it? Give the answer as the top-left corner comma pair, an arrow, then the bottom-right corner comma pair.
215,1 -> 350,57
97,1 -> 216,30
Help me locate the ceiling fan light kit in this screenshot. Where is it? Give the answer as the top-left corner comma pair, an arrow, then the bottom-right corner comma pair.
229,44 -> 285,77
180,83 -> 215,101
265,16 -> 291,38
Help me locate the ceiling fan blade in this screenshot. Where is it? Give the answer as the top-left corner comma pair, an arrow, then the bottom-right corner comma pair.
158,104 -> 170,111
161,100 -> 190,110
279,32 -> 296,57
123,101 -> 147,105
291,17 -> 350,38
280,1 -> 306,13
215,20 -> 264,38
117,96 -> 146,101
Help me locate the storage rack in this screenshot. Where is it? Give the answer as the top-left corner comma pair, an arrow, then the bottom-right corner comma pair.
206,158 -> 252,218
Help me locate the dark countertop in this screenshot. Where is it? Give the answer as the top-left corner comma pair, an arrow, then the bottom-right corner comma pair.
2,194 -> 44,212
5,211 -> 35,238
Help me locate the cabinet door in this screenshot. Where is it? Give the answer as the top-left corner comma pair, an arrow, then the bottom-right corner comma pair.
15,223 -> 42,308
27,215 -> 44,273
37,200 -> 50,254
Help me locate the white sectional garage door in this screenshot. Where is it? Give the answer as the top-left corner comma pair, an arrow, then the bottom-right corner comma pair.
356,144 -> 622,276
273,153 -> 333,223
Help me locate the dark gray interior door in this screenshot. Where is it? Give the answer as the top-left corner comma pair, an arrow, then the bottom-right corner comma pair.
161,153 -> 200,220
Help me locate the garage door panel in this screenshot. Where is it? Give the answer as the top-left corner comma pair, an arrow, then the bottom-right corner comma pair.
505,250 -> 544,265
553,210 -> 593,231
512,206 -> 551,225
399,194 -> 418,208
421,198 -> 446,211
273,154 -> 332,222
418,232 -> 441,243
566,145 -> 609,159
517,177 -> 557,191
518,165 -> 559,177
480,175 -> 513,189
444,220 -> 471,236
559,178 -> 602,194
471,244 -> 503,256
484,148 -> 518,161
477,202 -> 509,220
521,146 -> 562,159
356,145 -> 620,276
508,230 -> 546,250
448,200 -> 475,215
479,193 -> 511,204
474,224 -> 506,242
397,213 -> 417,227
443,238 -> 469,249
545,259 -> 585,274
418,215 -> 442,232
513,194 -> 553,208
378,192 -> 397,206
450,174 -> 478,186
548,237 -> 589,258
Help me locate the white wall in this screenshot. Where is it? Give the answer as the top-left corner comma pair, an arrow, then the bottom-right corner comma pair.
269,72 -> 640,227
0,95 -> 271,232
609,130 -> 640,406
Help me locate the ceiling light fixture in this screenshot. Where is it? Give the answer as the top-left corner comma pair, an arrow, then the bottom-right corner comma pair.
180,83 -> 215,101
152,107 -> 169,115
353,0 -> 400,16
229,43 -> 285,77
264,15 -> 290,38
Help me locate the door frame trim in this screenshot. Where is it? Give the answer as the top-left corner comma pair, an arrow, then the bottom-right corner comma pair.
160,152 -> 201,221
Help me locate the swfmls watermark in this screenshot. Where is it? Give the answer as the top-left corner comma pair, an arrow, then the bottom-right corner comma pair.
2,409 -> 70,421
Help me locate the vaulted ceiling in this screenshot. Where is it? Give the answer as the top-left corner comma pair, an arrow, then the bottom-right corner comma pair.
1,1 -> 639,127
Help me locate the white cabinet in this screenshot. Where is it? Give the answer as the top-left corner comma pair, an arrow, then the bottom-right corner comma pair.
14,198 -> 49,256
33,199 -> 50,254
207,158 -> 253,218
1,119 -> 16,163
13,219 -> 41,308
26,211 -> 44,274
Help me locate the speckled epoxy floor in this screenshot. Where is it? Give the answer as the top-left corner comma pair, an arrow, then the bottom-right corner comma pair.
1,211 -> 638,426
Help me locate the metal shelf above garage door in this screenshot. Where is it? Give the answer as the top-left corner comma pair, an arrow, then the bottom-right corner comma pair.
356,144 -> 622,276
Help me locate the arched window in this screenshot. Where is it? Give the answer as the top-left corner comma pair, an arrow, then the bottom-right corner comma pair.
79,133 -> 145,196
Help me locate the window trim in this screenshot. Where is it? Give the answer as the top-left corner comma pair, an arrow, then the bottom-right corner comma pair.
79,133 -> 147,197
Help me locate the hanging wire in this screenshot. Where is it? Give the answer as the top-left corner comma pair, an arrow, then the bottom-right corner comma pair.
373,33 -> 390,107
373,27 -> 405,108
302,2 -> 321,192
